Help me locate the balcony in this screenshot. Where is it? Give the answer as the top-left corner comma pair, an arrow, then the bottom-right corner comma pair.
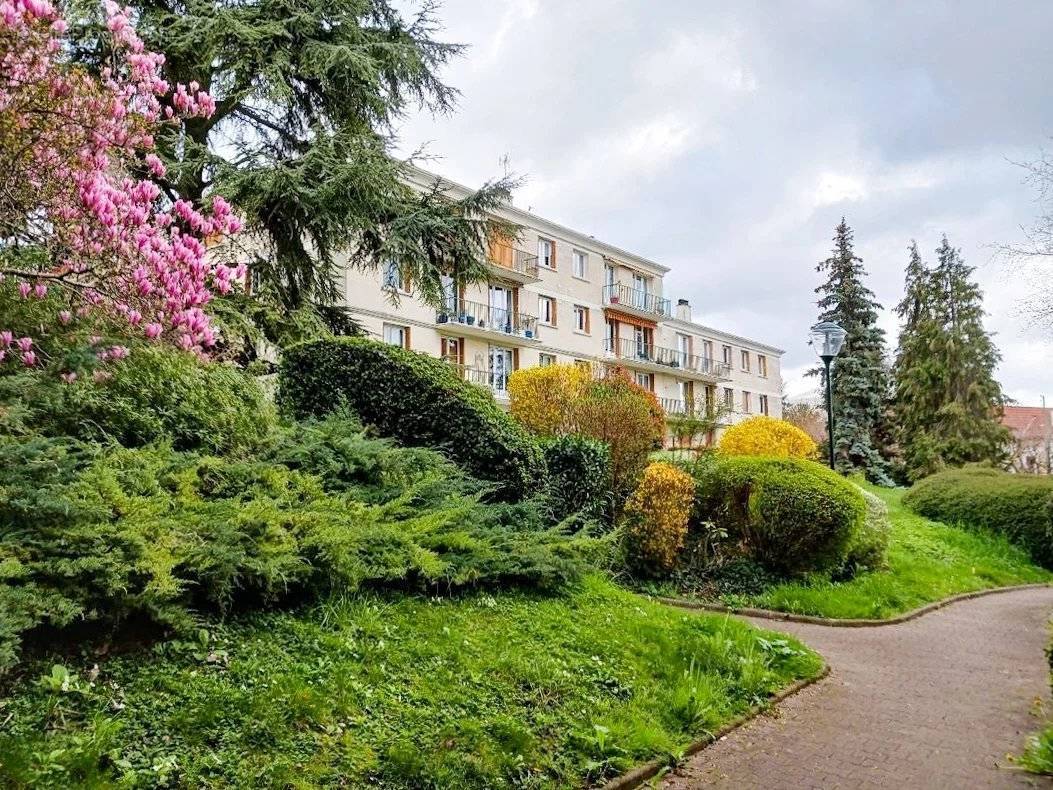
605,337 -> 732,381
658,397 -> 729,421
436,298 -> 541,344
487,243 -> 540,284
445,362 -> 511,400
602,282 -> 672,321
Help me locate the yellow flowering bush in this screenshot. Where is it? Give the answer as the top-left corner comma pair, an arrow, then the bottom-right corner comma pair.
718,415 -> 818,459
508,364 -> 591,436
624,461 -> 696,570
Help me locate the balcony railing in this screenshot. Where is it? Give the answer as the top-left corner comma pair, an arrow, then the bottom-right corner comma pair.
489,244 -> 539,279
602,282 -> 672,319
436,298 -> 540,340
658,397 -> 722,418
605,337 -> 732,378
445,362 -> 511,396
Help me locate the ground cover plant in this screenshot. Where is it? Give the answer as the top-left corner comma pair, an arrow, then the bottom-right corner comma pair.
725,484 -> 1050,619
903,466 -> 1053,568
1019,630 -> 1053,775
0,575 -> 822,788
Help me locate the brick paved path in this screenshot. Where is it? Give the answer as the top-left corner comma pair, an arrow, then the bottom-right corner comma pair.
663,586 -> 1053,789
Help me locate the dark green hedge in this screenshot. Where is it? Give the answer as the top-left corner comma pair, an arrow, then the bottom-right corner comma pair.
541,435 -> 612,521
693,456 -> 866,575
903,467 -> 1053,567
277,338 -> 544,500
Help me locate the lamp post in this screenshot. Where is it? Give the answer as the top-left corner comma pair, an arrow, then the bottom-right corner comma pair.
809,321 -> 847,471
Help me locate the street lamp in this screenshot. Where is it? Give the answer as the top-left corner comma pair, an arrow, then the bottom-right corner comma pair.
809,321 -> 847,471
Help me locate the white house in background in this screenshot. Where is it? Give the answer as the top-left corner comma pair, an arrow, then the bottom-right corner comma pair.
338,165 -> 784,445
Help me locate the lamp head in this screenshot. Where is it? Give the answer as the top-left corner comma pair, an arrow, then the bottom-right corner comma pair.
809,320 -> 847,361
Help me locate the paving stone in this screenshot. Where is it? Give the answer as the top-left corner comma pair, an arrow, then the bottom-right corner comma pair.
662,587 -> 1053,789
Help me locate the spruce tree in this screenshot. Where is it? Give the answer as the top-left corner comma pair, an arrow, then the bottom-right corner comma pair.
72,0 -> 518,345
813,219 -> 893,483
892,237 -> 1011,479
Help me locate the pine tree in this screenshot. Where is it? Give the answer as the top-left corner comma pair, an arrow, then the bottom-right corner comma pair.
73,0 -> 518,345
813,219 -> 893,483
892,237 -> 1011,479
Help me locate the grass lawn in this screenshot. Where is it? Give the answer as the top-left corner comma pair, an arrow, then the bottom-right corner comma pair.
728,484 -> 1051,620
0,574 -> 821,789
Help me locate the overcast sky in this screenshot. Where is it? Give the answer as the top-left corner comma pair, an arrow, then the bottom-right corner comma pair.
394,0 -> 1053,405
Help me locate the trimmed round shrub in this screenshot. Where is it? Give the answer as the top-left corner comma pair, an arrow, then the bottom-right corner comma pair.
0,346 -> 272,453
693,456 -> 866,575
717,416 -> 818,459
540,435 -> 612,520
277,338 -> 544,500
624,461 -> 696,571
903,466 -> 1053,567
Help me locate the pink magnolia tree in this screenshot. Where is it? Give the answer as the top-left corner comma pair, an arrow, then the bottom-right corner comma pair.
0,0 -> 243,374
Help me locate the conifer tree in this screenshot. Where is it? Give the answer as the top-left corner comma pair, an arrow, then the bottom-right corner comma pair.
72,0 -> 518,346
892,237 -> 1010,478
813,219 -> 892,483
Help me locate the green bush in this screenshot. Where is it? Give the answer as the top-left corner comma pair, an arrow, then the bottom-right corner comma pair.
0,417 -> 591,671
692,456 -> 866,575
540,435 -> 612,520
0,346 -> 273,453
278,339 -> 544,500
840,487 -> 891,573
903,467 -> 1053,567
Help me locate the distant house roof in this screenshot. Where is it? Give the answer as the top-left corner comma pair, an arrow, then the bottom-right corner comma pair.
1002,406 -> 1053,442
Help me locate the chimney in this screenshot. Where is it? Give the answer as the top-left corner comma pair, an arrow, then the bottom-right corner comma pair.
676,298 -> 692,322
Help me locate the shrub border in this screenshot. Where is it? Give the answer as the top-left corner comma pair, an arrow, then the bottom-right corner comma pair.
601,662 -> 832,790
656,582 -> 1053,628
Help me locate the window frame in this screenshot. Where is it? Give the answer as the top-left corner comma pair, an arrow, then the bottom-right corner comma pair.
382,322 -> 410,349
758,354 -> 768,377
573,304 -> 590,334
538,237 -> 556,270
572,249 -> 588,279
382,260 -> 408,294
538,295 -> 557,326
740,349 -> 751,372
722,344 -> 733,365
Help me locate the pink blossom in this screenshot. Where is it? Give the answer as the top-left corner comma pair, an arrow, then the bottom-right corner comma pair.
0,331 -> 11,346
144,322 -> 162,339
21,351 -> 36,366
18,282 -> 30,298
60,371 -> 77,383
33,283 -> 47,298
58,309 -> 72,324
108,344 -> 129,359
16,337 -> 32,352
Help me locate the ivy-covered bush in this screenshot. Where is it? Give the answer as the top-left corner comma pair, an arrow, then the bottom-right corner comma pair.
840,486 -> 891,574
904,467 -> 1053,567
693,456 -> 866,575
278,338 -> 544,500
717,415 -> 818,459
624,461 -> 696,571
0,346 -> 273,454
540,435 -> 612,520
0,417 -> 592,670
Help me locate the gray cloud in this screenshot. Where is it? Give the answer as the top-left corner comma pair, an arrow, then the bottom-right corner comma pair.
395,0 -> 1053,404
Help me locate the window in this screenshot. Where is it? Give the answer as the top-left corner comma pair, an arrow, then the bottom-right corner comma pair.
604,264 -> 616,289
440,336 -> 462,365
538,237 -> 555,269
740,350 -> 751,372
630,271 -> 649,309
759,394 -> 769,415
573,304 -> 590,333
723,387 -> 734,409
383,323 -> 409,349
574,359 -> 592,371
702,340 -> 714,361
634,371 -> 653,391
722,344 -> 733,365
678,380 -> 693,409
489,345 -> 514,394
572,250 -> 588,279
382,260 -> 407,293
758,354 -> 768,377
742,390 -> 752,413
539,353 -> 557,366
538,295 -> 557,325
676,333 -> 691,366
605,319 -> 616,352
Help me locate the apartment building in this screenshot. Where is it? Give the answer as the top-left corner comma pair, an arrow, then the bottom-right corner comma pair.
340,167 -> 784,444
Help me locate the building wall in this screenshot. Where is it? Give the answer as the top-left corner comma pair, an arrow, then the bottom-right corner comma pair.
337,172 -> 784,445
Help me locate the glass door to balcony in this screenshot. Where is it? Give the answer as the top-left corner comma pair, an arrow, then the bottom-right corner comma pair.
441,274 -> 458,313
489,345 -> 514,394
633,325 -> 649,360
489,284 -> 512,331
631,272 -> 649,310
676,333 -> 690,368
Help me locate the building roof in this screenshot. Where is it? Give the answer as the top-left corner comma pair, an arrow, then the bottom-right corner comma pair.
1002,406 -> 1053,441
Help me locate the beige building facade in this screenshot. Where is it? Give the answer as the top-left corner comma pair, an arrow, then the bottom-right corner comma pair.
340,168 -> 784,444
